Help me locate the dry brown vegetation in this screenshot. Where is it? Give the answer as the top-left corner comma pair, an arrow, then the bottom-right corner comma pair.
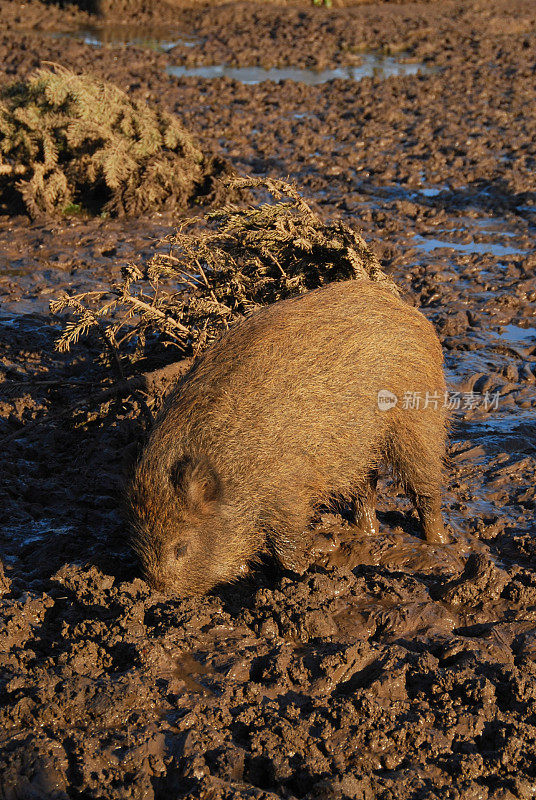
0,64 -> 230,217
51,176 -> 398,371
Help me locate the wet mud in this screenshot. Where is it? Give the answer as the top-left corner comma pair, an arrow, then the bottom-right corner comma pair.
1,0 -> 536,798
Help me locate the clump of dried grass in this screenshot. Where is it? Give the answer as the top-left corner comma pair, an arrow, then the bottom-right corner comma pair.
0,64 -> 230,217
51,176 -> 398,370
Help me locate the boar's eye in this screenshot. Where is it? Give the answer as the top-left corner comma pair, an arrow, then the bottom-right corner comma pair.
174,543 -> 188,559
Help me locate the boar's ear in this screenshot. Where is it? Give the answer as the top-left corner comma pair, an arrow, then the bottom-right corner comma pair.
170,457 -> 222,511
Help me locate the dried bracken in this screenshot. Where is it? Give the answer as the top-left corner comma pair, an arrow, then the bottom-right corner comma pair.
0,64 -> 230,217
51,176 -> 399,368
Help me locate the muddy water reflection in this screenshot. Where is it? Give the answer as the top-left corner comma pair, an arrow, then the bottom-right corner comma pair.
167,56 -> 431,85
412,234 -> 527,257
54,24 -> 201,51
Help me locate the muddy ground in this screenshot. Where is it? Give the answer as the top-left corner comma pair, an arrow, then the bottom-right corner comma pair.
1,0 -> 536,798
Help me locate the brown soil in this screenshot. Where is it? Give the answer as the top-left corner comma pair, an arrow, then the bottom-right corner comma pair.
1,1 -> 536,798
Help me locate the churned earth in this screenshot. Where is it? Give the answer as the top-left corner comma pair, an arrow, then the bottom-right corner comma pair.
1,0 -> 536,798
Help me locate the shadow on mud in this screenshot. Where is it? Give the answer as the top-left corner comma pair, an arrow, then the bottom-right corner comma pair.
0,314 -> 146,585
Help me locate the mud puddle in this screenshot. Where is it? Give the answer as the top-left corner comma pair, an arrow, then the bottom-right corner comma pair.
53,24 -> 201,52
412,234 -> 528,257
167,55 -> 431,85
497,323 -> 536,345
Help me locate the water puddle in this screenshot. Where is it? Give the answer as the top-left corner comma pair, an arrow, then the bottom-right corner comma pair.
52,26 -> 430,86
412,235 -> 527,257
419,186 -> 449,197
497,324 -> 536,345
458,414 -> 536,456
54,24 -> 201,52
166,55 -> 431,85
472,219 -> 519,237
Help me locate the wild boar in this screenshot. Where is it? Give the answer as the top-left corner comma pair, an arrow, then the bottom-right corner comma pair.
127,279 -> 448,594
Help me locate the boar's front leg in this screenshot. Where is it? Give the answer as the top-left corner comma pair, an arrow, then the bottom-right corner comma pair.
266,497 -> 311,574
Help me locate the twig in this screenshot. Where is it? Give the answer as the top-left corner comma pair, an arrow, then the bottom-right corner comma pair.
125,296 -> 191,335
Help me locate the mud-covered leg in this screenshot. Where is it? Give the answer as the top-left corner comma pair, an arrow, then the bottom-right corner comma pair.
350,473 -> 379,536
387,409 -> 450,545
413,493 -> 448,544
267,499 -> 312,574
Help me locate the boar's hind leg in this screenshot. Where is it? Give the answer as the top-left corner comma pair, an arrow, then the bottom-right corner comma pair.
413,493 -> 447,545
350,472 -> 379,536
388,420 -> 449,545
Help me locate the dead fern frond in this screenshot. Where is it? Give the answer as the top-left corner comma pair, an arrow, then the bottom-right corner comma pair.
51,176 -> 399,368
